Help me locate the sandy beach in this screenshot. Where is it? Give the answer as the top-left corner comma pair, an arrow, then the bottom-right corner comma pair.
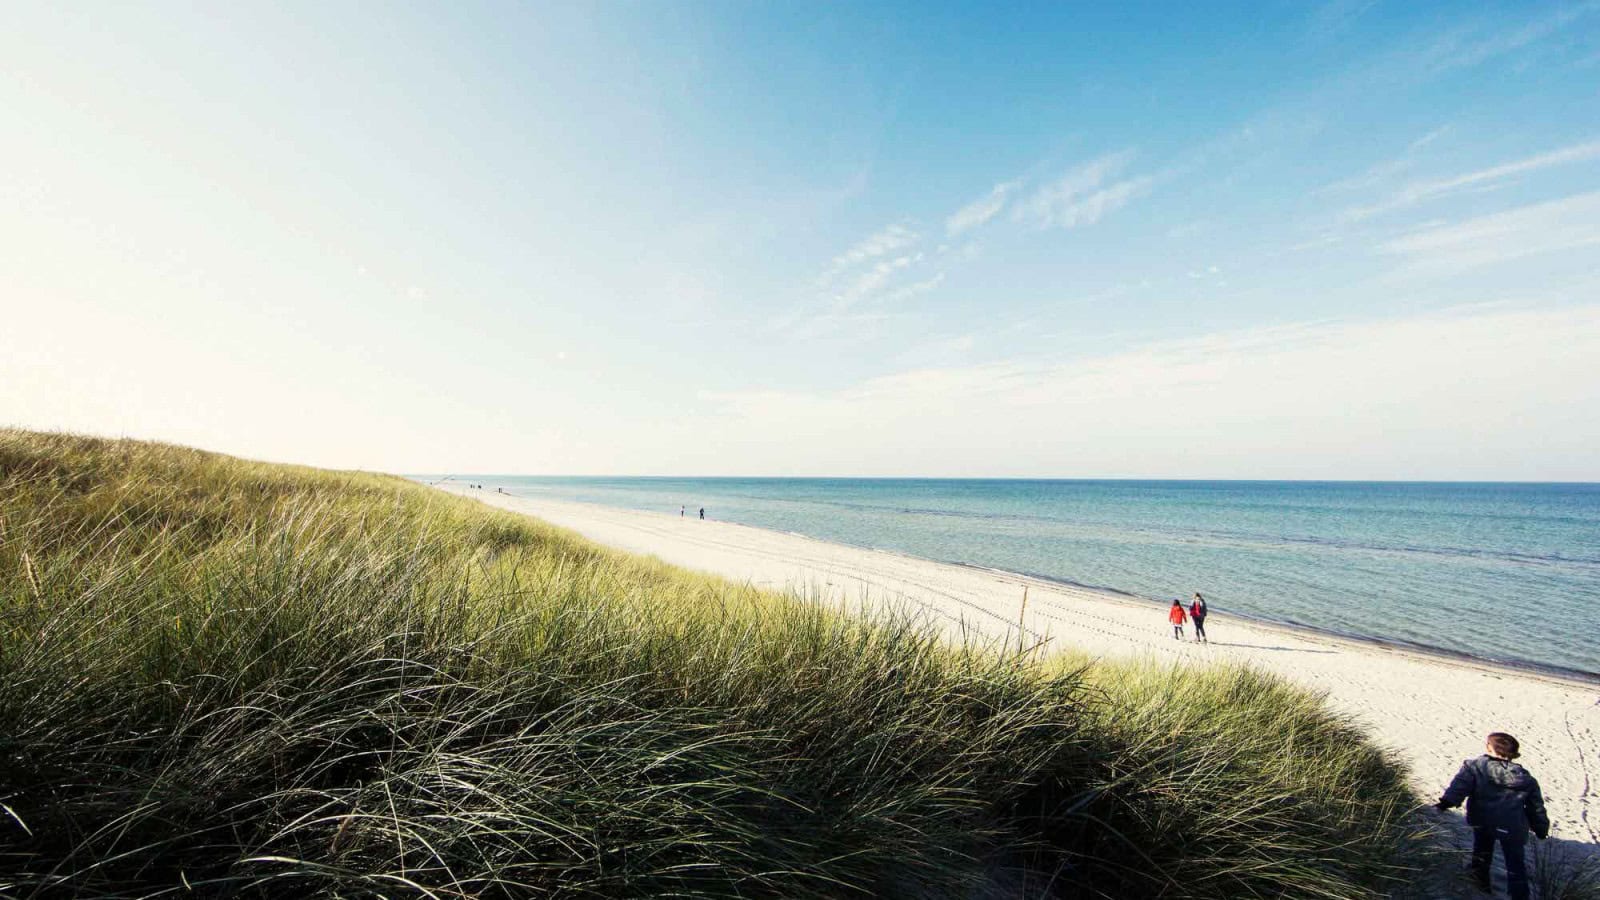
439,484 -> 1599,849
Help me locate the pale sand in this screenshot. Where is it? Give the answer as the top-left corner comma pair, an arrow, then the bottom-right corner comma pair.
438,484 -> 1599,847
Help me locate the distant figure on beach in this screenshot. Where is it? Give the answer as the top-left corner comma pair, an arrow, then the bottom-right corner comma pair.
680,505 -> 685,517
1167,599 -> 1187,640
1189,593 -> 1208,643
1436,732 -> 1549,900
699,507 -> 705,520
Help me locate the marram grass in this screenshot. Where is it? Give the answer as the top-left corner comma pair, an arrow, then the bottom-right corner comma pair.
0,429 -> 1436,898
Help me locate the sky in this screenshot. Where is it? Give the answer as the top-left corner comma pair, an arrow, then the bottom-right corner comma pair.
2,1 -> 1598,479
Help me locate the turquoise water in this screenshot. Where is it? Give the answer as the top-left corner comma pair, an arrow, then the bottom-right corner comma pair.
420,477 -> 1600,677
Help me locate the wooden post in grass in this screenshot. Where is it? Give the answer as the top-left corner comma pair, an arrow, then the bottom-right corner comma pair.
1017,585 -> 1029,655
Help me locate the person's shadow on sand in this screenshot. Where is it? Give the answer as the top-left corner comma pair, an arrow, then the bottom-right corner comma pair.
1531,835 -> 1600,892
1416,809 -> 1600,898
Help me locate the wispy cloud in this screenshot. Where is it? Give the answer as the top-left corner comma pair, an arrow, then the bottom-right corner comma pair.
1381,190 -> 1600,272
1414,2 -> 1600,75
1407,125 -> 1452,154
1316,124 -> 1452,196
1046,175 -> 1155,228
1304,0 -> 1376,41
877,272 -> 945,306
1345,138 -> 1600,221
802,146 -> 1163,339
831,252 -> 923,309
783,220 -> 944,339
1015,151 -> 1155,229
946,180 -> 1020,236
824,223 -> 920,278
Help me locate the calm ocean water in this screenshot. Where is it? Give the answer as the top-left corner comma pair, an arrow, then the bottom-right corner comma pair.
422,477 -> 1600,677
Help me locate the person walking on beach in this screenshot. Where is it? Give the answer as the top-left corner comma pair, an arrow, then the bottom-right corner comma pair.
1189,592 -> 1208,643
1167,599 -> 1187,640
1436,732 -> 1549,900
680,505 -> 685,517
699,507 -> 705,520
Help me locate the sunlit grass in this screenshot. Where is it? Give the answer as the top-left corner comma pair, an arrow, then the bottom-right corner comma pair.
1,429 -> 1437,897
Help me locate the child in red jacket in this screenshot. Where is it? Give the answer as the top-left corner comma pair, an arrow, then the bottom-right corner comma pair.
1167,599 -> 1187,640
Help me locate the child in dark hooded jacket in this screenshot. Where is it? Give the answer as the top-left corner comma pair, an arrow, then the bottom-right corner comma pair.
1436,732 -> 1549,900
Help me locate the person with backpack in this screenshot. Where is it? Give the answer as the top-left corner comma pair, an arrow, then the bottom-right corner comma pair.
1189,592 -> 1208,643
1167,599 -> 1187,640
1436,732 -> 1549,900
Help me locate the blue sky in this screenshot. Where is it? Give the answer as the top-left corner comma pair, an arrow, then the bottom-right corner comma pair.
3,2 -> 1598,478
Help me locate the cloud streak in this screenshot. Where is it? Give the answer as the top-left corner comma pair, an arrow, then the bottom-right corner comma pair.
786,218 -> 945,339
946,180 -> 1020,236
831,252 -> 923,309
1346,138 -> 1600,220
801,145 -> 1165,338
825,223 -> 920,278
1015,151 -> 1155,229
1414,2 -> 1600,75
1381,190 -> 1600,272
1315,125 -> 1452,196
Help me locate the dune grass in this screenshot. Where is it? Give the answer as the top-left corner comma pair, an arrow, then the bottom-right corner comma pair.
0,429 -> 1437,898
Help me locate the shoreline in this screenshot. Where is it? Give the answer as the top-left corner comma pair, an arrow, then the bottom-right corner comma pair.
427,478 -> 1598,688
431,481 -> 1600,847
639,501 -> 1600,690
952,560 -> 1600,689
843,531 -> 1600,691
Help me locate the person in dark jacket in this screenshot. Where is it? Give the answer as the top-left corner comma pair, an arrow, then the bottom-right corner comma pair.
1436,732 -> 1549,900
1189,592 -> 1208,643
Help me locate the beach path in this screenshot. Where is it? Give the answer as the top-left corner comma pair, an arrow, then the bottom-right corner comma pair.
440,485 -> 1599,848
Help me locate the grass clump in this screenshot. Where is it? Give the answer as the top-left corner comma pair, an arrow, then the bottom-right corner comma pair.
0,429 -> 1433,898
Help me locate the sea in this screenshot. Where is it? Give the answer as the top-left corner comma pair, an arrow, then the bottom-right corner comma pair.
420,477 -> 1600,679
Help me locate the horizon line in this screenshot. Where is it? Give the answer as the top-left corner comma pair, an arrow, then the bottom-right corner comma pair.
405,473 -> 1600,486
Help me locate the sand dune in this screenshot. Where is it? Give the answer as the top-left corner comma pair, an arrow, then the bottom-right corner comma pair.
440,484 -> 1599,848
